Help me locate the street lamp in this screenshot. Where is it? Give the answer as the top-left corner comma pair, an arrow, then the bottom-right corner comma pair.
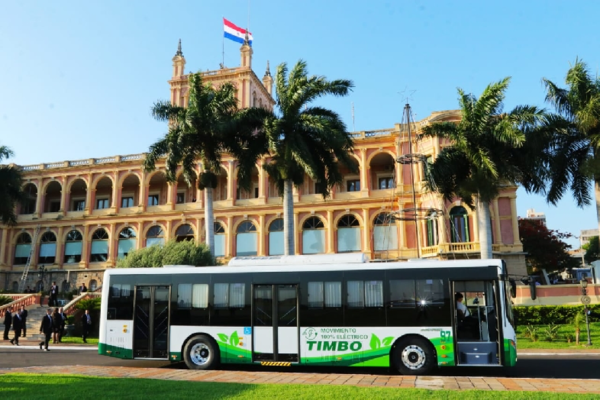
580,279 -> 593,346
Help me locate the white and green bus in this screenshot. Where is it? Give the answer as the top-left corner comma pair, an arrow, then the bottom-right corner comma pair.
99,255 -> 517,375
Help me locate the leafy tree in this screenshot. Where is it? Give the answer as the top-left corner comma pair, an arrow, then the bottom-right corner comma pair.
583,236 -> 599,264
0,145 -> 25,225
262,60 -> 356,255
116,240 -> 215,268
144,72 -> 267,256
518,219 -> 580,273
420,78 -> 544,258
541,59 -> 600,230
75,297 -> 101,311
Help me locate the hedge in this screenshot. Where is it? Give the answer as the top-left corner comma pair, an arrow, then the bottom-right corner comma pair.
514,305 -> 600,325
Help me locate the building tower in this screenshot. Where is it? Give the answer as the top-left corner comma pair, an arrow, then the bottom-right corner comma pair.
262,61 -> 273,96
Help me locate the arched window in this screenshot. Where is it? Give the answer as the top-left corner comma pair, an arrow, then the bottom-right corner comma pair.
175,224 -> 194,242
426,212 -> 439,247
214,222 -> 226,257
11,281 -> 18,293
90,228 -> 109,262
64,230 -> 83,263
146,226 -> 165,247
14,233 -> 32,265
118,227 -> 136,259
236,221 -> 257,256
337,215 -> 361,253
61,280 -> 70,293
302,217 -> 325,254
450,206 -> 470,243
373,213 -> 398,251
89,279 -> 98,291
268,218 -> 284,256
38,231 -> 57,264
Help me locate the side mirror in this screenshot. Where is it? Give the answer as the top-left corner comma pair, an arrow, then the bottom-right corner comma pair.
509,279 -> 516,298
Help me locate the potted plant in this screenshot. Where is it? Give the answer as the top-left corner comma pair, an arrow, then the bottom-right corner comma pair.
65,315 -> 76,337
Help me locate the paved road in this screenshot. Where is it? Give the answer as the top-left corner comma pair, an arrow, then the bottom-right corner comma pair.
1,346 -> 600,380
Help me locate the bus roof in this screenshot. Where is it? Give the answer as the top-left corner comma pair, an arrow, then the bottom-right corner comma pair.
103,258 -> 504,276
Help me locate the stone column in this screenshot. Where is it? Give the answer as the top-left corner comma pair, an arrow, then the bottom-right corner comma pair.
326,210 -> 334,253
362,208 -> 371,254
258,214 -> 265,256
510,197 -> 520,245
493,198 -> 502,245
56,226 -> 65,268
35,178 -> 44,216
227,215 -> 234,257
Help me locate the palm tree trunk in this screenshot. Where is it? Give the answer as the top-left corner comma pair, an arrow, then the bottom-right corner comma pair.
283,179 -> 295,255
204,187 -> 215,256
595,179 -> 600,248
477,196 -> 493,259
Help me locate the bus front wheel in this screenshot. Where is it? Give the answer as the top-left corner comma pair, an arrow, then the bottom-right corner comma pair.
183,335 -> 220,370
393,337 -> 436,375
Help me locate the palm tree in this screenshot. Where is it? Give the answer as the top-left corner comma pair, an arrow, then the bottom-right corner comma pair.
420,78 -> 544,259
541,59 -> 600,230
0,145 -> 25,225
262,60 -> 355,255
144,72 -> 266,256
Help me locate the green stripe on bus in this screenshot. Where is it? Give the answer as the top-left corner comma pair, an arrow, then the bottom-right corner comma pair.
98,342 -> 133,359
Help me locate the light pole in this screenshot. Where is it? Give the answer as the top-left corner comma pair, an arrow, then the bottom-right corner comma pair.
38,265 -> 46,307
580,279 -> 592,346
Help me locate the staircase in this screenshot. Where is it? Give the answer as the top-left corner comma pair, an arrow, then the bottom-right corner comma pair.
17,305 -> 61,343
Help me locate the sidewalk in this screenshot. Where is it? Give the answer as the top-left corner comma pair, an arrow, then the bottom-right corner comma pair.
1,365 -> 600,393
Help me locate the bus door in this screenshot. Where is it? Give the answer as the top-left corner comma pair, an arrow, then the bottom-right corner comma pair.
451,280 -> 502,366
252,284 -> 299,363
133,285 -> 170,359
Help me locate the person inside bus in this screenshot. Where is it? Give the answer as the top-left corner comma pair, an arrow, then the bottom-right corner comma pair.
455,292 -> 479,340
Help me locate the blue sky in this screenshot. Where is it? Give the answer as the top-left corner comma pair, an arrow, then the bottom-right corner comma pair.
1,1 -> 598,248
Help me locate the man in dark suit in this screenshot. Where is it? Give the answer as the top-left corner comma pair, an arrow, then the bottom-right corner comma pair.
3,306 -> 12,340
19,306 -> 28,338
81,309 -> 92,343
57,307 -> 66,342
49,282 -> 58,307
10,310 -> 23,346
39,308 -> 54,351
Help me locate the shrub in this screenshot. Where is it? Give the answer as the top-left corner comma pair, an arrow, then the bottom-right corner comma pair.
75,297 -> 101,311
514,305 -> 600,325
524,324 -> 538,340
542,323 -> 560,341
0,295 -> 13,306
116,240 -> 216,268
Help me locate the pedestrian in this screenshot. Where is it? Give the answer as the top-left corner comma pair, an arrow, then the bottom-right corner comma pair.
49,282 -> 58,307
58,307 -> 66,342
19,305 -> 28,338
39,308 -> 54,351
52,308 -> 61,344
79,283 -> 88,294
81,309 -> 92,343
10,310 -> 23,346
3,306 -> 12,340
24,286 -> 32,293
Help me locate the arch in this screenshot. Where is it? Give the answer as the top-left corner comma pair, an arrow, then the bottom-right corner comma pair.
373,212 -> 398,251
64,229 -> 83,264
94,176 -> 114,210
213,165 -> 229,201
366,149 -> 397,167
66,176 -> 89,193
14,232 -> 32,265
333,211 -> 364,227
38,231 -> 57,264
147,171 -> 168,206
175,223 -> 195,242
42,181 -> 62,213
146,225 -> 165,247
236,220 -> 257,256
69,178 -> 88,211
302,216 -> 326,254
339,157 -> 362,193
235,164 -> 260,200
144,169 -> 167,187
20,182 -> 38,214
11,281 -> 18,293
90,228 -> 109,262
337,214 -> 361,253
214,221 -> 226,257
117,171 -> 142,188
91,173 -> 115,189
369,152 -> 396,191
426,211 -> 439,247
120,173 -> 142,209
175,171 -> 198,204
449,206 -> 470,243
118,227 -> 137,259
89,279 -> 98,291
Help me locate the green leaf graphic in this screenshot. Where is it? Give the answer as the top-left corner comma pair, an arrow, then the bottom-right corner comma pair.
370,334 -> 381,350
230,330 -> 240,346
382,336 -> 394,347
217,333 -> 229,343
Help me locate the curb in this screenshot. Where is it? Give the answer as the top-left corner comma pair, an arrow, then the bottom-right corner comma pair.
0,345 -> 97,351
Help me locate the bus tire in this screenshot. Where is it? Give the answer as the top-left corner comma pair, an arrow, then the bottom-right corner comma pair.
183,335 -> 220,370
393,337 -> 436,375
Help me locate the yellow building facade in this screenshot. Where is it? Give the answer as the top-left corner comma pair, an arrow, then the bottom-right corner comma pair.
0,42 -> 527,292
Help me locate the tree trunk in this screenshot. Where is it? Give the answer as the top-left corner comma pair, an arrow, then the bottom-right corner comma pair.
204,187 -> 215,257
283,179 -> 295,255
576,328 -> 580,345
595,179 -> 600,249
477,196 -> 493,259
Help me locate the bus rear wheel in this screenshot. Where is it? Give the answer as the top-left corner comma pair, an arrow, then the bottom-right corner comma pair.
393,337 -> 436,375
183,335 -> 220,370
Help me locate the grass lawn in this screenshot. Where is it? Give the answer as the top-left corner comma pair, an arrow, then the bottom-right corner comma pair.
0,374 -> 597,400
517,322 -> 600,350
58,337 -> 99,345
